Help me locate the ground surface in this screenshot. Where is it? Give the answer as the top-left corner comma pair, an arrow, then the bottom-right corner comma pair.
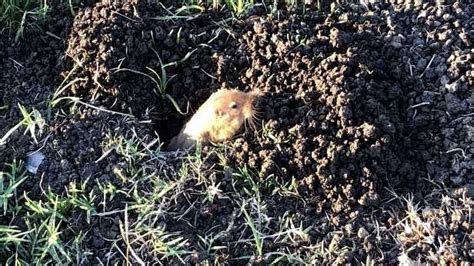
0,1 -> 473,264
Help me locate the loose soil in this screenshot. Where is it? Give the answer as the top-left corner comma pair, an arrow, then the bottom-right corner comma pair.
1,0 -> 472,264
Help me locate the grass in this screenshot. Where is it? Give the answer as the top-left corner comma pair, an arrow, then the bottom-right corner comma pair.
385,184 -> 473,264
151,3 -> 205,21
47,63 -> 135,121
0,0 -> 85,41
197,230 -> 227,261
1,102 -> 471,263
224,0 -> 255,16
0,0 -> 49,40
0,103 -> 45,146
1,105 -> 458,264
179,0 -> 257,16
241,200 -> 265,258
0,161 -> 95,263
94,129 -> 196,263
96,129 -> 315,264
0,0 -> 345,41
0,160 -> 27,215
112,49 -> 196,115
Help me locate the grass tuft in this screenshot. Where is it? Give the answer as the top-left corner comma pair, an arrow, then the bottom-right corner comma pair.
0,0 -> 87,41
0,103 -> 45,145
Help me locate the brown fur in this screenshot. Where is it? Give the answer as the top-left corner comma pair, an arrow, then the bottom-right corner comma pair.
167,89 -> 258,151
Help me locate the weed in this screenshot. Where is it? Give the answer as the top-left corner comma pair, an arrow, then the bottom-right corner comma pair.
197,230 -> 227,260
0,161 -> 99,263
203,179 -> 223,204
97,181 -> 118,213
268,251 -> 307,264
241,200 -> 264,257
0,225 -> 29,252
0,0 -> 48,40
384,185 -> 473,264
0,160 -> 27,215
152,3 -> 204,21
103,132 -> 143,165
224,0 -> 255,16
0,0 -> 84,40
66,180 -> 97,224
235,166 -> 260,198
48,66 -> 134,120
363,255 -> 376,266
0,162 -> 30,259
48,56 -> 133,122
18,104 -> 45,144
112,49 -> 196,115
0,103 -> 45,145
129,225 -> 190,263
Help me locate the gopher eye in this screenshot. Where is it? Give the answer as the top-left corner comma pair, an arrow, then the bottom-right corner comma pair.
230,102 -> 238,109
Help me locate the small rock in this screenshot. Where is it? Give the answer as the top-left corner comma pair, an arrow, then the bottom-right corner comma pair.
445,93 -> 468,115
358,191 -> 380,206
253,23 -> 263,34
459,32 -> 472,46
391,41 -> 402,49
466,95 -> 474,107
344,223 -> 354,234
421,91 -> 435,103
450,174 -> 464,185
440,75 -> 450,86
429,42 -> 441,49
453,20 -> 461,28
446,78 -> 468,93
357,227 -> 370,238
443,138 -> 458,151
437,31 -> 449,41
435,63 -> 447,76
413,37 -> 425,46
163,38 -> 174,48
417,10 -> 428,20
92,237 -> 105,248
60,159 -> 72,171
245,69 -> 254,79
390,36 -> 403,49
417,58 -> 428,70
99,174 -> 112,182
442,13 -> 453,21
435,8 -> 443,18
442,38 -> 454,49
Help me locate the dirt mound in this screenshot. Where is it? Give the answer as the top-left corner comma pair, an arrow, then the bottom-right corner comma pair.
217,9 -> 443,217
57,2 -> 471,261
63,3 -> 441,214
64,2 -> 237,141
